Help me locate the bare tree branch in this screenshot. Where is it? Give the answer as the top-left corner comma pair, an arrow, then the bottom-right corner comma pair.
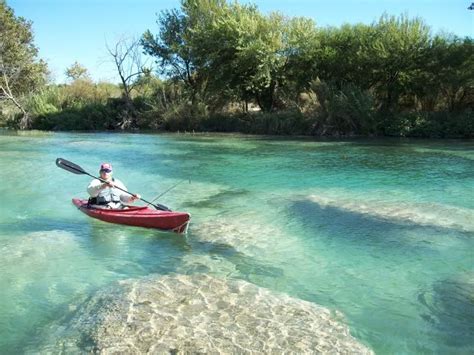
0,55 -> 29,128
106,36 -> 152,129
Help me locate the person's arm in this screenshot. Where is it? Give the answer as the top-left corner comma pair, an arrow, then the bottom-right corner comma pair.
87,179 -> 106,197
115,180 -> 141,204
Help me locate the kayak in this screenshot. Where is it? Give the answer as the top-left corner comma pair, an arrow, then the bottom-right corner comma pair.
72,198 -> 190,233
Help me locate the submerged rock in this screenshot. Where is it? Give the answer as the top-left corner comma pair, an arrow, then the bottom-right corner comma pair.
304,193 -> 474,233
419,272 -> 474,349
43,274 -> 372,354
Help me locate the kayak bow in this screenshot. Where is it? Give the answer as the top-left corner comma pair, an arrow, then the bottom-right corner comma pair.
72,199 -> 190,233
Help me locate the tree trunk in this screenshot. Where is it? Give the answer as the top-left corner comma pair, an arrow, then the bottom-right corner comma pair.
19,111 -> 30,130
9,95 -> 30,129
256,81 -> 277,112
1,71 -> 30,129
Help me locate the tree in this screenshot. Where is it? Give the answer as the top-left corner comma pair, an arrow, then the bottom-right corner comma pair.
425,36 -> 474,112
0,0 -> 47,129
141,6 -> 203,106
367,14 -> 431,111
186,0 -> 324,111
65,61 -> 90,81
314,24 -> 375,90
184,0 -> 277,111
142,0 -> 322,112
107,36 -> 150,128
275,16 -> 320,105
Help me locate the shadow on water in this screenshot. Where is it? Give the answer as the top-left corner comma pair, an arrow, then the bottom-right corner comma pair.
83,222 -> 193,277
0,218 -> 84,238
418,274 -> 474,351
86,222 -> 192,251
289,199 -> 467,254
0,216 -> 192,274
1,214 -> 284,281
0,216 -> 188,246
184,188 -> 249,208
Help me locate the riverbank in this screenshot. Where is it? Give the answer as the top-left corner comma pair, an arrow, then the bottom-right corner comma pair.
2,107 -> 473,138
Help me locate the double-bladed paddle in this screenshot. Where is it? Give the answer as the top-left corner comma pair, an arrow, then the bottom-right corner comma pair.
55,158 -> 171,211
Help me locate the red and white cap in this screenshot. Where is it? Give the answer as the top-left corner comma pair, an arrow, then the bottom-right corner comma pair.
100,163 -> 112,172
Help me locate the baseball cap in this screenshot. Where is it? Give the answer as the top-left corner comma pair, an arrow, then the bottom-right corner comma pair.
100,163 -> 112,172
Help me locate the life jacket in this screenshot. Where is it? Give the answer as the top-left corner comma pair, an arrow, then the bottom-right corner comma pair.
89,178 -> 122,205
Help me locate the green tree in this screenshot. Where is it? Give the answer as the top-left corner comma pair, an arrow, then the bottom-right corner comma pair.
184,0 -> 271,109
186,0 -> 320,111
141,5 -> 203,105
315,24 -> 375,90
65,61 -> 90,81
424,36 -> 473,112
142,0 -> 319,112
280,17 -> 321,98
0,0 -> 47,128
367,14 -> 431,111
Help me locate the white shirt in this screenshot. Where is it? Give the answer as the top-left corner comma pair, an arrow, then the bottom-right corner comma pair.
87,178 -> 136,205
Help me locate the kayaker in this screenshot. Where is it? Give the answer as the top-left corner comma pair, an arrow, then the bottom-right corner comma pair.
87,163 -> 141,209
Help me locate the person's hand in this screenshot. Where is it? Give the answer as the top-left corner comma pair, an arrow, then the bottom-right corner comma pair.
101,181 -> 115,189
131,194 -> 141,201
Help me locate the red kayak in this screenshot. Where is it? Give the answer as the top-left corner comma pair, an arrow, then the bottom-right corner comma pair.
72,198 -> 190,233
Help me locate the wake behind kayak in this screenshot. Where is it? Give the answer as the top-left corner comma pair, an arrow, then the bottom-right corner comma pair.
72,198 -> 190,233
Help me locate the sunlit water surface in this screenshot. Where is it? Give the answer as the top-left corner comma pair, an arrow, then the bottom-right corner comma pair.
0,131 -> 473,353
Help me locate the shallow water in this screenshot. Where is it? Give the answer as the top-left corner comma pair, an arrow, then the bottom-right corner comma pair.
0,131 -> 473,353
32,274 -> 372,353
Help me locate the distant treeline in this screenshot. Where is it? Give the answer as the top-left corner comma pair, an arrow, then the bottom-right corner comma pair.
1,0 -> 472,137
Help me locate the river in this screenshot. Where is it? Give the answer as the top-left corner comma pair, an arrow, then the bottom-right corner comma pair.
0,131 -> 472,353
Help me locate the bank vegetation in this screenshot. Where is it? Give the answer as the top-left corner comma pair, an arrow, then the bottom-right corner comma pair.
1,0 -> 472,137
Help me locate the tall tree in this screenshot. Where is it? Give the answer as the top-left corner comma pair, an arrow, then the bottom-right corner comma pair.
107,37 -> 150,128
0,0 -> 47,129
185,0 -> 296,111
187,0 -> 323,111
142,0 -> 322,111
367,14 -> 431,111
141,7 -> 203,105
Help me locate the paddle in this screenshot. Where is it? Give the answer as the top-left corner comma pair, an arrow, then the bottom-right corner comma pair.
55,158 -> 171,211
146,179 -> 189,209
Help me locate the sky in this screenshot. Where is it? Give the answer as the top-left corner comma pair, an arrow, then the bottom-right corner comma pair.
8,0 -> 474,84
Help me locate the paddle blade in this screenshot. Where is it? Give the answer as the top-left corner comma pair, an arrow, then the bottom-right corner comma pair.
153,202 -> 172,211
56,158 -> 87,175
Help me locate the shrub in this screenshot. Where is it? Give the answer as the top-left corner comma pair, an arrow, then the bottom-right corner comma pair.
307,80 -> 376,136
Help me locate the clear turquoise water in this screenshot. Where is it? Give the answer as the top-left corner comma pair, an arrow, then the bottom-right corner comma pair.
0,131 -> 473,353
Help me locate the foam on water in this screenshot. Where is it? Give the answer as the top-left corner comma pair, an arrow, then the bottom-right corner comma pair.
35,274 -> 373,354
